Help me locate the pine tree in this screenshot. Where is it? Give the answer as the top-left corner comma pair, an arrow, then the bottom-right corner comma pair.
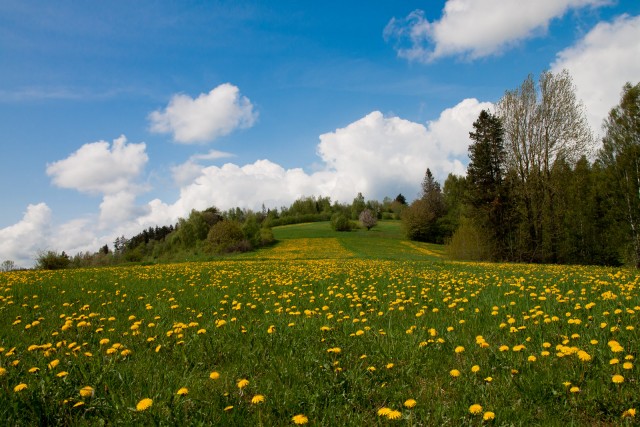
466,110 -> 509,259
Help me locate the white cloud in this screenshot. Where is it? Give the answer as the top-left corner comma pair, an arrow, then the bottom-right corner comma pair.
385,0 -> 608,61
0,203 -> 52,267
46,135 -> 148,195
4,99 -> 491,266
552,14 -> 640,136
147,98 -> 491,217
149,83 -> 257,144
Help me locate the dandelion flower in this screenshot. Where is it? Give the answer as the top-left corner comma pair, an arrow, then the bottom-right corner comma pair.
209,371 -> 220,380
136,398 -> 153,411
623,362 -> 633,370
251,394 -> 265,404
622,408 -> 636,418
237,379 -> 250,389
292,414 -> 308,424
483,411 -> 495,421
48,359 -> 60,369
454,346 -> 465,353
570,386 -> 580,393
471,365 -> 480,373
404,399 -> 417,408
0,367 -> 6,376
612,374 -> 624,384
14,383 -> 28,392
386,410 -> 402,420
56,371 -> 68,378
73,401 -> 84,408
469,404 -> 483,415
377,407 -> 392,416
176,387 -> 188,396
28,367 -> 39,373
386,363 -> 394,369
79,386 -> 94,398
224,405 -> 234,411
449,369 -> 460,377
484,376 -> 493,383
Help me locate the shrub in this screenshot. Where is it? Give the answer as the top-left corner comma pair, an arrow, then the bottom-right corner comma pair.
446,219 -> 490,261
207,220 -> 250,254
35,251 -> 70,270
331,214 -> 352,232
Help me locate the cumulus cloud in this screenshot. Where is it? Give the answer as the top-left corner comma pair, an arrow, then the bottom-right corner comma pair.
144,98 -> 491,220
551,14 -> 640,136
46,135 -> 148,195
384,0 -> 608,61
149,83 -> 257,144
3,99 -> 491,266
0,203 -> 52,267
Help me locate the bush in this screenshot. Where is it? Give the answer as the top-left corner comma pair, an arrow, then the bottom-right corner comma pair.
446,219 -> 490,261
35,251 -> 70,270
259,228 -> 275,246
331,214 -> 353,232
207,220 -> 250,254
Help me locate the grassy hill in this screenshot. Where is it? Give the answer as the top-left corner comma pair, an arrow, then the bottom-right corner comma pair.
242,220 -> 445,261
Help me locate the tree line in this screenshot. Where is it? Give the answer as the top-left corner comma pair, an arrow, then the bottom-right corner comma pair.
404,72 -> 640,267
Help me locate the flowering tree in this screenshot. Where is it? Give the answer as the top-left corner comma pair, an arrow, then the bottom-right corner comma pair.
359,209 -> 377,231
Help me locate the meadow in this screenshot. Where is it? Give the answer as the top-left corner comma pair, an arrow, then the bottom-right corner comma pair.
0,221 -> 637,426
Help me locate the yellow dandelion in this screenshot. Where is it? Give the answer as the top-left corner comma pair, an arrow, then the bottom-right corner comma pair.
209,371 -> 220,380
454,346 -> 465,353
386,363 -> 394,369
48,359 -> 60,370
528,355 -> 537,362
267,325 -> 275,334
387,410 -> 402,420
471,365 -> 480,373
483,411 -> 495,421
622,408 -> 636,418
79,386 -> 94,398
14,383 -> 28,392
404,399 -> 417,408
450,369 -> 460,377
237,379 -> 250,389
56,371 -> 68,378
292,414 -> 308,424
28,367 -> 40,373
469,404 -> 483,415
251,394 -> 265,404
73,401 -> 84,408
0,367 -> 6,376
224,405 -> 233,411
484,376 -> 493,383
176,387 -> 188,396
377,407 -> 392,416
136,398 -> 153,411
612,374 -> 624,384
623,362 -> 633,370
569,386 -> 580,393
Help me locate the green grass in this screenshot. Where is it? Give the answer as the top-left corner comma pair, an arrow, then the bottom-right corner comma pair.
0,223 -> 638,426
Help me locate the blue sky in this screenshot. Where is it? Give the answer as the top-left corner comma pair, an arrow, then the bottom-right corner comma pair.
1,0 -> 639,266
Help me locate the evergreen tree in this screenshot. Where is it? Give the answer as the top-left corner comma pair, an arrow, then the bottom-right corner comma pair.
466,110 -> 509,259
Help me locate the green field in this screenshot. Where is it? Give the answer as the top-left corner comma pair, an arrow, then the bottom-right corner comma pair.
0,221 -> 638,425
